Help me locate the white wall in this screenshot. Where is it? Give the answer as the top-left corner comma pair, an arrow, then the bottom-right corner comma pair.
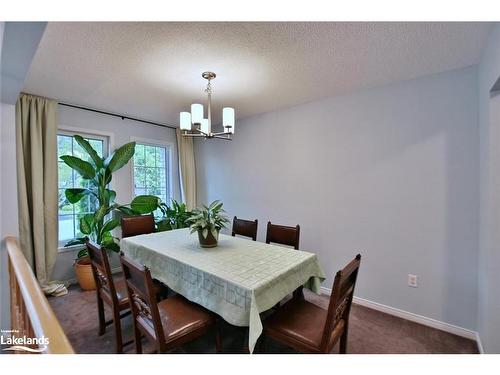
0,21 -> 7,334
0,21 -> 4,237
478,24 -> 500,353
196,66 -> 479,331
52,105 -> 181,281
0,103 -> 17,333
1,21 -> 47,335
0,22 -> 46,104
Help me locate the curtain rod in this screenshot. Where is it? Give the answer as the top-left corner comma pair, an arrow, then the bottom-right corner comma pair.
58,102 -> 177,130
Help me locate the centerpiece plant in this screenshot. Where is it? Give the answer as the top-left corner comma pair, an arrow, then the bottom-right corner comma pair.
186,200 -> 229,248
61,135 -> 161,259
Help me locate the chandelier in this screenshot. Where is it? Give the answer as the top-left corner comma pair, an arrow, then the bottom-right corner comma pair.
179,71 -> 235,140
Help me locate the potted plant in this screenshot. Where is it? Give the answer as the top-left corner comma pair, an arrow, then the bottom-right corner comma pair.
156,199 -> 193,232
61,135 -> 161,290
186,200 -> 229,248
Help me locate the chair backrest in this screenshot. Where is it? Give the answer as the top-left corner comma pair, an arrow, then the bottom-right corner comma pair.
121,214 -> 155,238
232,216 -> 258,241
265,221 -> 300,249
321,254 -> 361,352
119,253 -> 165,350
86,240 -> 118,305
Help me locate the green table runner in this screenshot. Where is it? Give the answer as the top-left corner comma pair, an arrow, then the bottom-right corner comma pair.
121,228 -> 325,353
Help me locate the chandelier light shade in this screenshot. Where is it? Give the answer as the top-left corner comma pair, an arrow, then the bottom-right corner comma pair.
200,119 -> 210,134
180,72 -> 235,140
223,107 -> 235,134
180,111 -> 191,130
191,103 -> 203,125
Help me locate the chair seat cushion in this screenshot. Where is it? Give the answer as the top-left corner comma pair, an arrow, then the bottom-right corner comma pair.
264,298 -> 329,351
157,295 -> 214,343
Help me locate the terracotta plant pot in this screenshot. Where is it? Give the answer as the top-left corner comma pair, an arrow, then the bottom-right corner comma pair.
197,230 -> 219,248
74,257 -> 96,290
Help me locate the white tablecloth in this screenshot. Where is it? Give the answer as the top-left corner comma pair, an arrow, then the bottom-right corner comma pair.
121,228 -> 325,352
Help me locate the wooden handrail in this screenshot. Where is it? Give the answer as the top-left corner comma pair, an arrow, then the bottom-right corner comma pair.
6,236 -> 74,354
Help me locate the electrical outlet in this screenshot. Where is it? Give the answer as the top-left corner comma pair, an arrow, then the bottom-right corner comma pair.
408,274 -> 418,288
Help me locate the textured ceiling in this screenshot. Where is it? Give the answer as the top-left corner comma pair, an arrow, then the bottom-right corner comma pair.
24,22 -> 492,126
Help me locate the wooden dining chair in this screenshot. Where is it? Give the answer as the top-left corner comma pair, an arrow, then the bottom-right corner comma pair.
266,221 -> 303,300
121,214 -> 155,238
87,240 -> 165,353
262,254 -> 361,354
120,253 -> 222,354
87,240 -> 134,353
266,221 -> 300,250
232,216 -> 258,241
121,214 -> 169,298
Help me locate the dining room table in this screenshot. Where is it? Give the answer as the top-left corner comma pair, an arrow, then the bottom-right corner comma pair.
120,228 -> 325,353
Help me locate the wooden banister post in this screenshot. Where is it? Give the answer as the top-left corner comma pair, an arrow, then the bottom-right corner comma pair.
5,237 -> 74,354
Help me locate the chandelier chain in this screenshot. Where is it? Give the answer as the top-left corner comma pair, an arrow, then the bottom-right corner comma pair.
205,80 -> 212,95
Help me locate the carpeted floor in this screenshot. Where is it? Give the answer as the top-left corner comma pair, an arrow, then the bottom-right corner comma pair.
49,285 -> 479,354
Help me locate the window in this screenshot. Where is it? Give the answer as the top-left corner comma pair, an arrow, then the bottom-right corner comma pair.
132,142 -> 171,214
57,131 -> 108,246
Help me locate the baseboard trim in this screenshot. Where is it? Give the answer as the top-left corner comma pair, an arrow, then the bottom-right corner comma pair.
475,332 -> 484,354
320,286 -> 480,344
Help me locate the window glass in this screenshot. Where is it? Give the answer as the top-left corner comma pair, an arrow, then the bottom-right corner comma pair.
133,143 -> 170,215
57,133 -> 107,245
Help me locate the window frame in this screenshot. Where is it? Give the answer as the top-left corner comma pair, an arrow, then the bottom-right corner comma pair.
130,137 -> 174,211
57,126 -> 113,252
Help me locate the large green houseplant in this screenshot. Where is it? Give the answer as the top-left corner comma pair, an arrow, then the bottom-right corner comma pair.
61,135 -> 160,289
156,199 -> 193,232
186,200 -> 229,248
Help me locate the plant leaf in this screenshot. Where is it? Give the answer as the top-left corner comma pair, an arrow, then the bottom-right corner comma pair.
156,219 -> 172,232
115,205 -> 137,216
74,135 -> 104,169
186,200 -> 228,233
101,231 -> 120,252
79,214 -> 94,235
65,237 -> 87,247
101,231 -> 113,244
209,200 -> 223,211
77,248 -> 89,259
65,188 -> 89,204
94,205 -> 107,223
101,218 -> 119,234
60,155 -> 95,179
105,141 -> 136,172
202,229 -> 208,239
103,189 -> 116,204
103,241 -> 120,253
131,195 -> 160,214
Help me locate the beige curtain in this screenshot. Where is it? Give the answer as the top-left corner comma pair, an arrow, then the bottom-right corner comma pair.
16,93 -> 67,296
176,128 -> 197,210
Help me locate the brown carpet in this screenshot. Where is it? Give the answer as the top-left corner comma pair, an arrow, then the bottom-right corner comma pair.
49,285 -> 478,354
